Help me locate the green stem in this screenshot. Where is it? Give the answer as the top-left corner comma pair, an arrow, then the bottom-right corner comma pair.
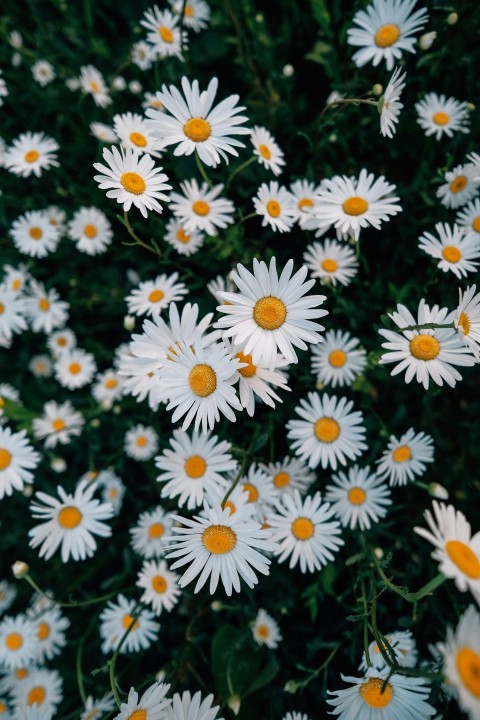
239,212 -> 257,224
23,573 -> 124,608
195,151 -> 212,186
221,455 -> 249,509
76,636 -> 87,705
121,211 -> 159,257
319,97 -> 378,122
360,577 -> 371,668
398,322 -> 455,332
109,602 -> 143,708
370,551 -> 446,602
226,155 -> 257,189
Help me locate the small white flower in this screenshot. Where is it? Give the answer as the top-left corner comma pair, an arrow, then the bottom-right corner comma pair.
32,400 -> 84,449
4,132 -> 59,178
418,222 -> 480,277
303,239 -> 359,287
251,608 -> 282,649
379,67 -> 406,138
136,560 -> 181,615
253,181 -> 296,233
32,60 -> 55,87
415,92 -> 470,140
99,594 -> 160,654
250,126 -> 285,176
436,164 -> 480,209
169,179 -> 235,236
67,207 -> 113,255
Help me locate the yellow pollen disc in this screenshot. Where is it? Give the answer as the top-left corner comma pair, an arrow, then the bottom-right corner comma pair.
69,362 -> 82,375
185,455 -> 207,478
105,378 -> 118,389
359,677 -> 393,708
57,337 -> 67,346
129,131 -> 148,147
409,334 -> 440,360
236,352 -> 256,378
433,111 -> 449,126
257,624 -> 270,637
84,224 -> 97,238
52,418 -> 65,431
450,176 -> 468,194
136,435 -> 148,447
90,81 -> 100,93
28,687 -> 46,706
392,445 -> 411,463
253,296 -> 287,330
158,26 -> 174,42
202,524 -> 237,554
185,3 -> 193,16
458,312 -> 471,335
24,150 -> 40,163
348,487 -> 367,505
13,278 -> 22,290
0,702 -> 6,712
298,197 -> 314,210
321,258 -> 337,273
127,710 -> 147,720
0,449 -> 12,471
258,144 -> 271,159
39,298 -> 50,312
224,500 -> 236,515
457,647 -> 480,698
314,417 -> 340,443
342,196 -> 368,216
120,172 -> 146,195
0,304 -> 4,316
152,575 -> 168,593
472,216 -> 480,233
57,505 -> 83,529
151,100 -> 163,109
188,363 -> 217,397
5,632 -> 23,651
176,228 -> 190,243
243,482 -> 259,502
148,522 -> 164,538
446,540 -> 480,579
291,516 -> 315,540
266,200 -> 281,218
109,488 -> 118,498
0,398 -> 3,407
329,349 -> 347,367
16,668 -> 28,679
29,226 -> 43,240
374,23 -> 400,47
148,289 -> 165,303
183,117 -> 212,143
37,622 -> 50,640
122,614 -> 139,631
273,472 -> 290,488
193,200 -> 210,216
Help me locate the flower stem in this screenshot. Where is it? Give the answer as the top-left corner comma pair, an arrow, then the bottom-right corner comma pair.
370,550 -> 446,602
23,572 -> 125,608
121,211 -> 160,257
226,155 -> 256,189
398,322 -> 455,332
319,97 -> 378,122
221,450 -> 250,509
239,212 -> 257,224
109,602 -> 143,707
195,151 -> 212,186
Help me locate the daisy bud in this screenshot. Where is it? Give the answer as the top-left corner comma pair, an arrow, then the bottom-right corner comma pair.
23,486 -> 33,498
329,133 -> 337,142
211,600 -> 223,612
372,83 -> 383,96
467,102 -> 475,111
90,418 -> 101,428
227,695 -> 241,715
129,80 -> 142,94
127,269 -> 141,284
282,63 -> 294,77
12,52 -> 21,67
51,457 -> 67,473
12,561 -> 29,579
113,76 -> 126,91
429,482 -> 449,500
284,680 -> 300,694
373,547 -> 384,559
113,405 -> 122,415
124,315 -> 135,331
255,13 -> 263,22
418,31 -> 437,50
447,11 -> 458,24
100,400 -> 113,411
155,670 -> 167,682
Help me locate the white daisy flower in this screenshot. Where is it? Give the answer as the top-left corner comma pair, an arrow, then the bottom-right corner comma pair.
79,65 -> 111,107
124,424 -> 159,461
455,284 -> 480,358
240,464 -> 279,522
290,179 -> 322,230
0,71 -> 8,106
267,490 -> 343,573
23,282 -> 69,334
251,608 -> 282,649
217,484 -> 250,518
456,197 -> 480,238
414,501 -> 480,605
207,273 -> 236,304
378,300 -> 477,389
54,348 -> 97,390
166,500 -> 276,595
0,616 -> 38,670
29,355 -> 53,378
347,0 -> 429,70
0,285 -> 28,343
253,181 -> 296,233
287,392 -> 367,470
125,273 -> 188,319
99,593 -> 160,654
311,329 -> 367,388
10,210 -> 60,258
359,630 -> 417,672
164,218 -> 205,255
0,581 -> 16,615
28,480 -> 114,562
32,400 -> 84,449
129,80 -> 142,94
80,694 -> 115,720
313,169 -> 402,241
130,506 -> 173,559
380,67 -> 406,138
112,683 -> 170,720
140,7 -> 187,59
4,132 -> 59,177
131,40 -> 155,70
325,465 -> 391,531
436,164 -> 480,209
96,470 -> 125,514
375,428 -> 434,486
47,328 -> 76,356
170,0 -> 211,31
169,179 -> 235,236
2,263 -> 31,294
113,112 -> 162,157
0,426 -> 39,499
0,666 -> 37,695
136,559 -> 181,615
28,607 -> 69,663
67,207 -> 113,255
31,60 -> 55,87
250,126 -> 285,176
259,456 -> 315,496
166,691 -> 222,720
419,222 -> 480,277
10,668 -> 63,716
415,92 -> 470,140
45,206 -> 66,233
92,368 -> 124,407
90,122 -> 117,144
93,146 -> 171,218
117,352 -> 162,411
146,76 -> 250,168
303,238 -> 359,287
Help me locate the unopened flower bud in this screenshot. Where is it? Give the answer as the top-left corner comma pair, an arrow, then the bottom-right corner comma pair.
124,315 -> 135,331
12,561 -> 29,579
372,83 -> 383,96
113,404 -> 121,415
429,482 -> 449,500
129,80 -> 142,94
90,418 -> 101,428
51,457 -> 67,473
284,680 -> 299,694
211,600 -> 223,611
419,31 -> 437,50
373,547 -> 384,559
113,76 -> 126,91
447,11 -> 458,25
282,64 -> 294,77
155,669 -> 166,682
227,695 -> 241,715
23,486 -> 33,497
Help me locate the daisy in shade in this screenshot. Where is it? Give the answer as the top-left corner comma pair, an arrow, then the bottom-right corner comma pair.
290,179 -> 322,230
28,607 -> 69,663
253,181 -> 296,233
327,669 -> 435,719
90,122 -> 117,144
240,464 -> 279,522
113,112 -> 162,157
145,76 -> 250,168
0,581 -> 16,614
325,465 -> 391,531
4,132 -> 59,177
456,197 -> 480,238
117,352 -> 163,411
259,456 -> 315,496
32,400 -> 84,448
10,210 -> 60,258
124,424 -> 159,461
142,91 -> 165,111
359,630 -> 417,672
67,207 -> 113,255
96,470 -> 125,514
99,593 -> 160,654
216,257 -> 328,371
207,273 -> 236,304
252,608 -> 282,649
29,355 -> 52,378
32,60 -> 55,86
23,282 -> 69,334
313,169 -> 401,241
54,348 -> 97,389
11,668 -> 63,716
93,146 -> 171,218
79,65 -> 111,107
267,490 -> 343,573
0,426 -> 39,499
436,164 -> 480,209
415,92 -> 470,140
2,263 -> 31,294
156,429 -> 234,509
80,694 -> 115,720
166,500 -> 276,595
47,328 -> 76,356
28,480 -> 114,562
287,392 -> 367,470
455,285 -> 480,358
164,218 -> 205,255
438,605 -> 480,719
92,368 -> 124,407
0,71 -> 8,105
169,179 -> 235,236
125,273 -> 188,319
250,127 -> 285,176
170,0 -> 211,31
375,428 -> 434,486
347,0 -> 428,70
166,691 -> 222,720
414,501 -> 480,605
303,239 -> 359,287
112,683 -> 171,720
0,615 -> 38,669
45,206 -> 66,233
130,506 -> 173,559
419,222 -> 480,278
379,67 -> 406,138
311,329 -> 367,388
378,299 -> 477,389
136,559 -> 181,615
140,7 -> 187,60
132,41 -> 155,70
0,285 -> 28,343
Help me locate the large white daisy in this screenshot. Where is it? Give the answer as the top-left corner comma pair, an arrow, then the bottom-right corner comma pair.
32,400 -> 84,448
455,284 -> 480,359
325,464 -> 392,530
113,112 -> 162,157
303,239 -> 359,287
311,329 -> 367,388
0,426 -> 40,499
10,210 -> 60,258
418,222 -> 480,278
67,207 -> 113,255
99,593 -> 160,654
165,691 -> 222,720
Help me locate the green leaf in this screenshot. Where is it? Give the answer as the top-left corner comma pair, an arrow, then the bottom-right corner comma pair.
309,0 -> 331,31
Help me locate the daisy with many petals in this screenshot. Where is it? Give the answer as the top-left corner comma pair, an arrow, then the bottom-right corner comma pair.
240,464 -> 279,522
29,355 -> 53,378
23,282 -> 69,334
375,428 -> 434,486
4,132 -> 59,177
130,506 -> 173,559
132,41 -> 155,70
92,368 -> 124,407
325,465 -> 391,531
252,608 -> 282,649
259,456 -> 315,496
311,329 -> 367,388
0,426 -> 40,499
67,207 -> 113,255
11,668 -> 63,716
140,7 -> 187,60
164,218 -> 205,255
112,683 -> 171,720
0,285 -> 27,343
47,328 -> 76,356
90,122 -> 117,143
79,65 -> 111,107
250,126 -> 285,176
125,273 -> 188,319
456,197 -> 480,238
303,239 -> 359,287
96,470 -> 125,514
166,691 -> 222,720
54,348 -> 97,389
170,0 -> 211,31
415,93 -> 470,140
380,67 -> 406,138
80,694 -> 115,720
113,112 -> 162,157
455,285 -> 480,358
136,559 -> 181,615
419,223 -> 480,278
169,179 -> 235,236
253,181 -> 296,233
32,400 -> 84,449
359,630 -> 417,672
436,163 -> 480,209
32,60 -> 55,86
0,616 -> 38,670
2,263 -> 30,294
99,594 -> 160,654
124,424 -> 159,461
28,606 -> 69,662
10,210 -> 60,258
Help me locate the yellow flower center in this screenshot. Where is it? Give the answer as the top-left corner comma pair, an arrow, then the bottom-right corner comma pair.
152,575 -> 168,593
243,482 -> 259,502
105,378 -> 118,389
28,687 -> 46,706
52,418 -> 65,431
298,197 -> 314,210
37,622 -> 50,640
57,506 -> 83,529
5,632 -> 23,650
456,647 -> 480,698
450,175 -> 468,193
129,132 -> 148,147
29,226 -> 43,240
314,417 -> 340,443
193,200 -> 210,216
148,522 -> 164,538
188,363 -> 217,397
347,487 -> 366,505
359,677 -> 393,707
342,196 -> 368,216
0,398 -> 4,406
84,224 -> 97,238
136,435 -> 148,447
148,289 -> 165,303
176,228 -> 190,243
25,150 -> 40,163
127,711 -> 147,720
225,500 -> 236,515
291,516 -> 315,540
122,614 -> 139,631
158,25 -> 174,42
185,3 -> 193,16
472,216 -> 480,233
109,488 -> 118,498
202,525 -> 237,554
236,351 -> 257,378
16,668 -> 28,679
0,449 -> 12,471
446,540 -> 480,579
253,296 -> 287,330
39,298 -> 50,312
433,112 -> 449,126
273,471 -> 290,488
90,81 -> 100,93
258,143 -> 271,159
120,172 -> 146,195
12,278 -> 22,290
322,258 -> 337,273
329,349 -> 347,367
409,334 -> 440,360
374,23 -> 400,47
57,337 -> 67,346
183,117 -> 212,142
392,445 -> 411,463
458,312 -> 471,335
185,455 -> 207,478
69,362 -> 82,375
266,200 -> 281,218
257,624 -> 270,638
0,702 -> 6,713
